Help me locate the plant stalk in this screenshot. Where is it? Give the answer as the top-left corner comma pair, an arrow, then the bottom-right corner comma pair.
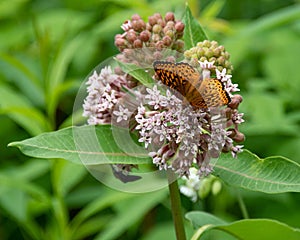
237,190 -> 249,219
167,169 -> 187,240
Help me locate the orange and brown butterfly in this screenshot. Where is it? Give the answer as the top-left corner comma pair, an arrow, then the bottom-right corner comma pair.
153,61 -> 231,109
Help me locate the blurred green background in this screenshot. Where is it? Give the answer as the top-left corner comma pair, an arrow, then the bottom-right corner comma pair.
1,0 -> 300,239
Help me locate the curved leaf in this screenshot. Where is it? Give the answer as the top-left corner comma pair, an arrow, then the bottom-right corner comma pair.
116,59 -> 154,87
9,126 -> 300,193
183,4 -> 208,49
0,83 -> 52,135
186,211 -> 300,240
9,125 -> 151,165
214,150 -> 300,193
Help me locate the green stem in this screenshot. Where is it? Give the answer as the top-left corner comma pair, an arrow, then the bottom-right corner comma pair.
237,191 -> 249,219
167,170 -> 187,240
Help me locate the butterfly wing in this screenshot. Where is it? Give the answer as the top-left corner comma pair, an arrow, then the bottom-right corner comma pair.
153,61 -> 204,105
153,61 -> 186,95
153,61 -> 230,109
199,78 -> 231,108
173,62 -> 209,109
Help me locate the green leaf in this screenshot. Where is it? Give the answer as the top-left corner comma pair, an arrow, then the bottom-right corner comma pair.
186,211 -> 226,229
9,124 -> 300,193
0,173 -> 50,204
186,211 -> 300,240
0,187 -> 28,222
46,34 -> 88,118
0,53 -> 42,98
116,59 -> 155,87
183,4 -> 208,49
0,172 -> 51,239
0,83 -> 52,135
94,189 -> 168,240
52,159 -> 87,196
142,222 -> 176,240
1,158 -> 50,180
213,150 -> 300,193
70,190 -> 134,236
9,125 -> 151,165
72,215 -> 110,240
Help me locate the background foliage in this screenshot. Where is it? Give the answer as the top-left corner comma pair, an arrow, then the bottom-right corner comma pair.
1,0 -> 300,239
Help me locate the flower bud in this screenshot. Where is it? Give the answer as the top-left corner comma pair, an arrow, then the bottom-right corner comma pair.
228,94 -> 243,109
213,48 -> 221,56
153,13 -> 163,21
155,40 -> 164,50
126,29 -> 137,43
165,12 -> 175,22
175,21 -> 185,33
146,22 -> 152,31
132,19 -> 146,31
216,56 -> 225,66
148,16 -> 156,26
114,37 -> 125,47
233,131 -> 245,142
162,35 -> 172,46
196,48 -> 205,57
211,40 -> 218,48
199,56 -> 207,62
157,18 -> 166,28
203,40 -> 211,48
209,57 -> 216,62
211,180 -> 222,195
152,24 -> 162,33
133,39 -> 143,48
218,45 -> 225,52
205,48 -> 214,58
198,178 -> 211,199
140,30 -> 151,42
227,128 -> 238,138
222,142 -> 231,153
131,14 -> 141,21
151,33 -> 160,42
166,21 -> 175,29
164,29 -> 174,38
197,42 -> 204,47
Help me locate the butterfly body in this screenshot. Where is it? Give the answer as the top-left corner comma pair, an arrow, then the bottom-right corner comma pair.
153,61 -> 230,109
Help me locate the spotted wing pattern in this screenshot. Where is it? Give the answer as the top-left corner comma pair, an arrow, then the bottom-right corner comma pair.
153,61 -> 230,109
198,78 -> 230,108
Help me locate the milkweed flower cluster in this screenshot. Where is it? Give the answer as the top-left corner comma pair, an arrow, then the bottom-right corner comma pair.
82,66 -> 129,125
131,59 -> 243,177
82,12 -> 245,180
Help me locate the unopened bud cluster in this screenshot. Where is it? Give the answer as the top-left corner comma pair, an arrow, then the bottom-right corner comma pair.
223,94 -> 245,157
115,12 -> 185,53
184,40 -> 233,74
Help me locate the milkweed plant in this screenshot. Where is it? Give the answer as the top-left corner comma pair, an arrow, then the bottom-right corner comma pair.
9,5 -> 300,240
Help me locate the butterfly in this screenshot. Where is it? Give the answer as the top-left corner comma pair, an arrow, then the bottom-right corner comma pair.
153,61 -> 230,109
